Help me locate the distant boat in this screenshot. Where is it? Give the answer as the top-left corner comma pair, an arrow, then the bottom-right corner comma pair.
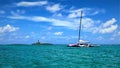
67,11 -> 94,47
32,40 -> 53,45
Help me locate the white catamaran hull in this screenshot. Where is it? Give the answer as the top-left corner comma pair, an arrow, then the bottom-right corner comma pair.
68,42 -> 94,47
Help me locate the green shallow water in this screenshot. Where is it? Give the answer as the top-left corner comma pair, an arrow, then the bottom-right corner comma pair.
0,44 -> 120,68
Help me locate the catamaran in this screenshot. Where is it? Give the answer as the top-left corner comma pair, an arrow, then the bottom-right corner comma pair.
68,11 -> 93,47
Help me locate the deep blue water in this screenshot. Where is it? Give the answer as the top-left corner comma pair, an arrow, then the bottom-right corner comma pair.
0,44 -> 120,68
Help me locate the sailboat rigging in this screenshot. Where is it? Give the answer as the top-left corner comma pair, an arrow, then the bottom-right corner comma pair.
67,11 -> 93,47
78,11 -> 82,45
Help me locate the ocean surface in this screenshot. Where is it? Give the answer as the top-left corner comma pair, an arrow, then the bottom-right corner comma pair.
0,44 -> 120,68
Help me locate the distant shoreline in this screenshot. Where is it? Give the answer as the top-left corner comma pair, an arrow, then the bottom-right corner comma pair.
0,44 -> 120,46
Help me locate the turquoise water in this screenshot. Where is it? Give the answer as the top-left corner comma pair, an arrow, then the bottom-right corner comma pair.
0,44 -> 120,68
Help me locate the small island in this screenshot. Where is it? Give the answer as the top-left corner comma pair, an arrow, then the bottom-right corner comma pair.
32,40 -> 53,45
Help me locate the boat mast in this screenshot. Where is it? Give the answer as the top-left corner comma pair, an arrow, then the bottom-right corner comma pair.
78,11 -> 83,42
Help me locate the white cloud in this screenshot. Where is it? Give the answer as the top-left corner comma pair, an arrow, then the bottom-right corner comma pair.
0,24 -> 19,33
110,37 -> 114,40
25,35 -> 30,39
97,36 -> 104,40
16,1 -> 48,7
102,18 -> 117,28
91,11 -> 99,15
54,32 -> 63,35
47,26 -> 52,30
46,4 -> 62,12
52,13 -> 63,18
82,18 -> 95,28
98,18 -> 118,34
41,36 -> 46,39
52,13 -> 63,17
109,31 -> 120,41
30,16 -> 48,22
67,8 -> 90,18
67,8 -> 105,18
16,1 -> 63,13
8,15 -> 118,34
11,9 -> 25,15
8,15 -> 26,19
90,9 -> 105,15
99,25 -> 118,34
118,31 -> 120,35
69,8 -> 90,13
57,13 -> 62,17
113,31 -> 120,37
50,18 -> 73,27
8,15 -> 74,29
0,10 -> 5,14
79,18 -> 118,34
68,13 -> 78,18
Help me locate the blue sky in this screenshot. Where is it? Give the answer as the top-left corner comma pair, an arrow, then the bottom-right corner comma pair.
0,0 -> 120,44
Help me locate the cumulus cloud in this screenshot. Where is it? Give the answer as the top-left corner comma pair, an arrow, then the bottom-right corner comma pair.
102,18 -> 117,27
93,18 -> 118,34
54,32 -> 63,35
16,1 -> 48,7
46,4 -> 62,12
99,25 -> 118,34
0,24 -> 19,33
